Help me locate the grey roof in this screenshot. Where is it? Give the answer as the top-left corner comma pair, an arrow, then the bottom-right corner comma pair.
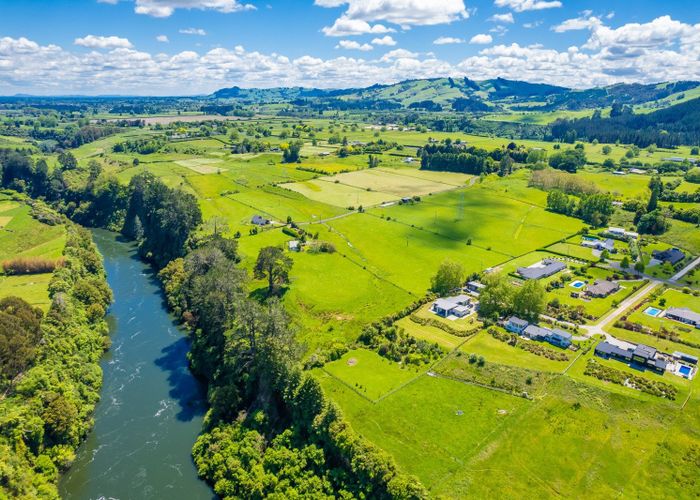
550,329 -> 572,341
654,358 -> 668,370
251,215 -> 269,225
524,324 -> 550,340
508,316 -> 529,328
633,344 -> 657,360
517,259 -> 566,280
434,295 -> 471,311
586,280 -> 620,297
672,351 -> 699,363
652,248 -> 685,265
595,341 -> 632,360
666,307 -> 700,325
467,281 -> 485,289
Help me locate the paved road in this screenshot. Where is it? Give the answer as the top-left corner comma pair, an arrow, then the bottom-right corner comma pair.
670,255 -> 700,282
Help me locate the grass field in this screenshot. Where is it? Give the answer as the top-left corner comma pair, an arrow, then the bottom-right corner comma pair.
0,197 -> 66,309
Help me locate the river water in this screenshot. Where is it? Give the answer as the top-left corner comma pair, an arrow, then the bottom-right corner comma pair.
59,230 -> 214,499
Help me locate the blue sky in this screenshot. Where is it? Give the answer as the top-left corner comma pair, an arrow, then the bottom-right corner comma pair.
0,0 -> 698,94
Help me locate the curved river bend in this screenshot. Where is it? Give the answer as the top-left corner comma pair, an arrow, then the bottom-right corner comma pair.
59,230 -> 213,499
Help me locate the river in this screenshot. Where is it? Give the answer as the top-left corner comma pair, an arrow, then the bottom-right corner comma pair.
59,230 -> 214,499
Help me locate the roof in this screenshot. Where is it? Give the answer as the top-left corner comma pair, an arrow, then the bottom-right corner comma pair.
673,351 -> 699,363
524,324 -> 550,340
654,358 -> 668,370
652,248 -> 685,265
608,227 -> 625,233
595,341 -> 632,360
467,281 -> 485,289
550,329 -> 572,341
517,259 -> 566,280
251,215 -> 269,225
508,316 -> 529,327
633,344 -> 657,360
666,307 -> 700,324
434,295 -> 471,310
586,280 -> 620,296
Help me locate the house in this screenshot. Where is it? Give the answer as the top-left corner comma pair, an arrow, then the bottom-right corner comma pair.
608,227 -> 626,237
432,295 -> 472,318
549,329 -> 572,348
629,168 -> 646,174
523,324 -> 550,342
288,240 -> 301,252
586,280 -> 620,298
401,197 -> 412,203
403,157 -> 414,163
466,281 -> 486,295
506,316 -> 529,334
673,351 -> 699,365
652,248 -> 685,265
612,170 -> 626,175
517,259 -> 566,280
663,157 -> 697,164
595,341 -> 633,362
624,231 -> 639,240
251,215 -> 270,226
595,341 -> 667,374
318,151 -> 331,157
581,238 -> 615,252
665,307 -> 700,328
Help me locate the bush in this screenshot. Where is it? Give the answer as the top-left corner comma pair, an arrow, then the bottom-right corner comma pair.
2,257 -> 65,275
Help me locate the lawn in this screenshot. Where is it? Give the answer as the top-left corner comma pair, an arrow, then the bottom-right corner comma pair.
396,317 -> 464,350
458,329 -> 571,373
321,349 -> 422,401
0,273 -> 54,310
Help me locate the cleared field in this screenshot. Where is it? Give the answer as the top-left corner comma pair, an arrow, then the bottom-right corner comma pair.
396,317 -> 464,350
322,349 -> 422,401
0,273 -> 54,310
283,178 -> 392,207
326,167 -> 469,197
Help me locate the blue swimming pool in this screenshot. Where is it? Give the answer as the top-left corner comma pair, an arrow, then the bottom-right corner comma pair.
679,365 -> 692,377
644,306 -> 662,317
570,280 -> 586,289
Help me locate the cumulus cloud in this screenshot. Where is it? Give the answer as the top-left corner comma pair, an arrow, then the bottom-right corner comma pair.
317,0 -> 468,33
2,16 -> 700,95
434,36 -> 464,45
322,18 -> 393,36
74,35 -> 133,49
179,28 -> 207,35
132,0 -> 255,17
470,34 -> 493,44
489,13 -> 514,23
336,39 -> 374,51
371,35 -> 397,46
553,14 -> 602,33
494,0 -> 562,12
156,35 -> 170,42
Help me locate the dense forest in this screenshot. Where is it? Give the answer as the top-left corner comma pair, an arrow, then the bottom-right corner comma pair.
550,98 -> 700,147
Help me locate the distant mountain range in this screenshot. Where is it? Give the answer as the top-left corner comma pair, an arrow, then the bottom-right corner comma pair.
212,77 -> 700,113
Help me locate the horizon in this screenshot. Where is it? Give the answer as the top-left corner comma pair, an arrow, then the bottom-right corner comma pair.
1,0 -> 699,96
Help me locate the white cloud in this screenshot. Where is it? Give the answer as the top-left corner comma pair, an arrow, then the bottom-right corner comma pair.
179,28 -> 207,36
322,18 -> 393,36
372,35 -> 397,46
2,16 -> 700,95
434,36 -> 464,45
553,15 -> 602,33
132,0 -> 255,17
156,35 -> 170,43
523,20 -> 542,29
317,0 -> 468,34
489,13 -> 514,23
494,0 -> 562,12
74,35 -> 133,49
336,39 -> 374,51
470,34 -> 493,44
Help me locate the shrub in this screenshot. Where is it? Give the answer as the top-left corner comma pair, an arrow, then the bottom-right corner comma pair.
2,257 -> 65,275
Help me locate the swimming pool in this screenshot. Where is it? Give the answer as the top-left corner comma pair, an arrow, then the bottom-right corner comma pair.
644,306 -> 662,317
582,236 -> 597,241
679,365 -> 692,377
570,280 -> 586,289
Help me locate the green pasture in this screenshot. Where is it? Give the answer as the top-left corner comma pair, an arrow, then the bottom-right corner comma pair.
322,349 -> 422,401
396,317 -> 464,350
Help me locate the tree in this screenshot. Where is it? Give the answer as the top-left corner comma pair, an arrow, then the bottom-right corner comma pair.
254,246 -> 293,295
577,193 -> 614,226
548,149 -> 586,173
634,260 -> 645,274
282,140 -> 303,163
637,209 -> 670,235
431,260 -> 465,296
57,151 -> 77,170
0,297 -> 43,384
602,145 -> 612,155
547,190 -> 575,215
478,273 -> 513,320
621,256 -> 630,269
647,175 -> 662,212
512,280 -> 545,323
498,154 -> 514,177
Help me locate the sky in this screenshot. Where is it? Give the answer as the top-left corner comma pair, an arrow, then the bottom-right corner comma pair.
0,0 -> 699,95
